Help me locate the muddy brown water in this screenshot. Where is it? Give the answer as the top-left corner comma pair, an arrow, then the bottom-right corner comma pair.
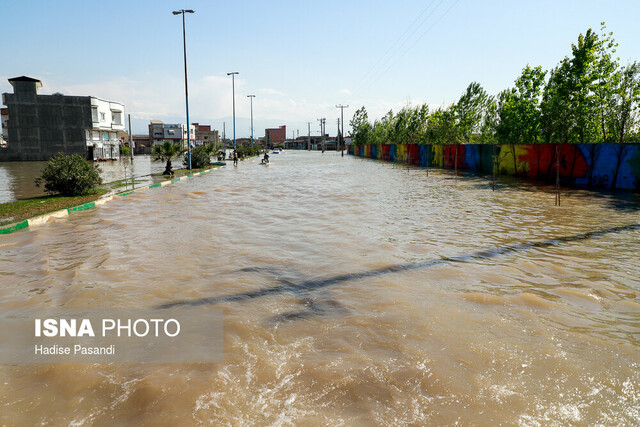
0,156 -> 172,203
1,151 -> 639,425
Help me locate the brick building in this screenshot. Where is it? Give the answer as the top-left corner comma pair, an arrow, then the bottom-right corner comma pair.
264,125 -> 286,147
193,123 -> 219,145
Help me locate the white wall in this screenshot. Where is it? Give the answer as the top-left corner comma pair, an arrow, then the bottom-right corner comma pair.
1,112 -> 8,139
90,97 -> 125,131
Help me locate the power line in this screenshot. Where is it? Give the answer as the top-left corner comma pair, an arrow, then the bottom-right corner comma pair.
352,0 -> 440,95
352,0 -> 446,96
353,0 -> 461,98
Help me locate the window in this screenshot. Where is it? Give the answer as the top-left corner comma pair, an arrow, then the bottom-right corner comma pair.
91,107 -> 98,122
102,132 -> 109,141
111,111 -> 122,125
100,112 -> 106,122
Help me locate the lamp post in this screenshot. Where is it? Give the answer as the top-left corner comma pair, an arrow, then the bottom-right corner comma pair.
247,95 -> 255,147
172,9 -> 195,169
227,72 -> 239,152
336,104 -> 349,157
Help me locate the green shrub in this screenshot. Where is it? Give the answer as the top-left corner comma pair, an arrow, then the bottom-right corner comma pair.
35,153 -> 103,196
184,144 -> 214,169
236,144 -> 261,158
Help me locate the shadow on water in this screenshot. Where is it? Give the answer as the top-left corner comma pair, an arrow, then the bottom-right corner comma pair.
157,223 -> 640,322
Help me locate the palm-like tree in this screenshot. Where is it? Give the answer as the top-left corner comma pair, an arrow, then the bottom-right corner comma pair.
152,141 -> 184,175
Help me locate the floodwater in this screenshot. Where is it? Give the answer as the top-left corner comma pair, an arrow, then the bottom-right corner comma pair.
0,156 -> 174,203
1,151 -> 639,425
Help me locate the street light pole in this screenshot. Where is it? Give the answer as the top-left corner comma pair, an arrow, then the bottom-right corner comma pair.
227,72 -> 239,153
336,104 -> 349,157
247,95 -> 255,147
173,9 -> 195,170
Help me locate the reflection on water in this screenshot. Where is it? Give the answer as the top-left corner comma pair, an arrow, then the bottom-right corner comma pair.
1,151 -> 639,425
0,156 -> 181,203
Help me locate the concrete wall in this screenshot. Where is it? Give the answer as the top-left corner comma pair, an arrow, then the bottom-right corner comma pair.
1,80 -> 92,161
1,81 -> 125,161
349,143 -> 640,192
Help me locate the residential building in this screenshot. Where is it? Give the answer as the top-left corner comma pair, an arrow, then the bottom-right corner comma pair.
264,125 -> 286,147
0,76 -> 125,161
0,107 -> 7,147
148,120 -> 195,148
193,123 -> 219,145
132,134 -> 151,154
1,107 -> 8,138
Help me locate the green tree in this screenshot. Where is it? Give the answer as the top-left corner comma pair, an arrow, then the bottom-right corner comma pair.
607,61 -> 640,143
454,82 -> 491,144
498,65 -> 547,145
593,23 -> 620,142
350,106 -> 371,145
396,104 -> 428,145
152,141 -> 184,175
35,153 -> 102,196
479,96 -> 499,145
426,106 -> 459,145
540,26 -> 610,144
371,110 -> 395,145
185,143 -> 216,169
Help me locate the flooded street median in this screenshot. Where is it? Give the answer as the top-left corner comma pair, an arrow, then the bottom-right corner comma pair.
1,151 -> 639,425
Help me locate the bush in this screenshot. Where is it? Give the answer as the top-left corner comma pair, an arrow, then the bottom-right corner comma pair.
236,144 -> 261,158
184,144 -> 214,169
35,153 -> 103,196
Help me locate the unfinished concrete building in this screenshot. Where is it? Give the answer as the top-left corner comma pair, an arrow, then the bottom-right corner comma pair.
0,76 -> 125,161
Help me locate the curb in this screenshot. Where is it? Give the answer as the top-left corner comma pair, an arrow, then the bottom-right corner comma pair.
0,165 -> 224,236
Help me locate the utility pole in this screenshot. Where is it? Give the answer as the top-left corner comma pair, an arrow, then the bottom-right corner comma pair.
222,122 -> 226,156
307,122 -> 311,150
337,118 -> 341,152
247,95 -> 255,147
317,118 -> 326,153
227,71 -> 239,152
336,104 -> 349,157
128,113 -> 134,161
173,9 -> 195,169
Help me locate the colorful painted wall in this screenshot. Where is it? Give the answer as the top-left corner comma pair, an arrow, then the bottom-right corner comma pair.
348,143 -> 640,191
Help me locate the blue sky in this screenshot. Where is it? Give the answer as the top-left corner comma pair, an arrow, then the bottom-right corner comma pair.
2,0 -> 639,137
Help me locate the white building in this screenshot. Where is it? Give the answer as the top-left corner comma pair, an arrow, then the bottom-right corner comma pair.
86,98 -> 125,160
149,120 -> 195,149
1,107 -> 8,145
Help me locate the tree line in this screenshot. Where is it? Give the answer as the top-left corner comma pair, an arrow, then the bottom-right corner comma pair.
350,24 -> 640,146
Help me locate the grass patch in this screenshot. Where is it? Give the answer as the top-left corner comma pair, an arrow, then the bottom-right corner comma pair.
0,189 -> 110,226
104,178 -> 145,190
151,167 -> 208,178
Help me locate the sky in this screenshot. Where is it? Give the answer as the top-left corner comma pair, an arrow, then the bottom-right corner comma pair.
2,0 -> 639,138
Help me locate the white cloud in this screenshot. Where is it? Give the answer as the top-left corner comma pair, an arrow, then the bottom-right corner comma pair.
258,88 -> 288,97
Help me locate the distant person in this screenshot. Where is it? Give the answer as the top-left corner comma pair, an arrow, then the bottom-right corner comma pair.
233,150 -> 238,166
263,152 -> 269,164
